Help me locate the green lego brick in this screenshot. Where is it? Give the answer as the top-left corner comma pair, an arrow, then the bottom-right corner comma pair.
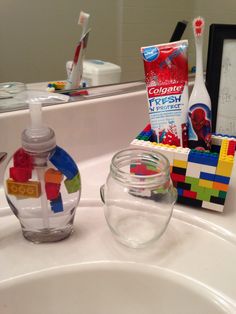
197,191 -> 211,202
204,187 -> 219,197
219,190 -> 227,199
185,176 -> 200,186
64,173 -> 81,194
191,184 -> 205,194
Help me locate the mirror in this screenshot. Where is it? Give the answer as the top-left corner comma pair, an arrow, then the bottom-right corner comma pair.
0,0 -> 236,110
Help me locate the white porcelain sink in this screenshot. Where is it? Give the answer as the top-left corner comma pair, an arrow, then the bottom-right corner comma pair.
0,262 -> 235,314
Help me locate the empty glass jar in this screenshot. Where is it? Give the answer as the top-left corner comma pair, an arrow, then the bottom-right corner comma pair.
101,148 -> 177,248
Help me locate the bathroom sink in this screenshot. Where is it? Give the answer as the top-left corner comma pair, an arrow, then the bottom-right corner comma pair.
0,262 -> 234,314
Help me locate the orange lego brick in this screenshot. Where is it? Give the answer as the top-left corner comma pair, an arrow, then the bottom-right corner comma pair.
7,179 -> 41,198
44,168 -> 63,184
212,181 -> 229,192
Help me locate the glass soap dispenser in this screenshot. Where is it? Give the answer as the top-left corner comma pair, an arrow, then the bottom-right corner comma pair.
4,96 -> 81,243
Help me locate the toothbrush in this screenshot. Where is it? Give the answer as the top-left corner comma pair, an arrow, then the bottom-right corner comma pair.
65,11 -> 90,90
188,17 -> 212,150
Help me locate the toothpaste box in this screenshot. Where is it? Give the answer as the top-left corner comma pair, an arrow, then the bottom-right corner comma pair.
141,40 -> 189,147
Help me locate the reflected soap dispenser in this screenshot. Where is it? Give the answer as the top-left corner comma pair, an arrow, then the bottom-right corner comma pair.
4,96 -> 81,243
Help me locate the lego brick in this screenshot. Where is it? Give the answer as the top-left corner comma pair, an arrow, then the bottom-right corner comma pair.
186,162 -> 201,178
199,172 -> 215,181
159,148 -> 174,165
45,182 -> 60,200
172,166 -> 186,175
197,191 -> 211,202
200,165 -> 216,174
183,189 -> 197,199
50,193 -> 63,213
210,196 -> 225,205
50,146 -> 78,180
204,187 -> 219,197
216,159 -> 233,177
219,191 -> 227,199
173,159 -> 188,168
191,184 -> 205,194
227,140 -> 236,156
199,179 -> 213,189
214,174 -> 230,185
9,167 -> 32,182
173,148 -> 190,161
213,181 -> 229,192
211,144 -> 221,153
44,168 -> 63,184
13,148 -> 32,168
177,196 -> 203,207
6,179 -> 41,198
177,188 -> 183,196
170,173 -> 185,183
188,150 -> 218,166
176,182 -> 192,190
202,201 -> 224,212
64,173 -> 81,194
185,176 -> 200,186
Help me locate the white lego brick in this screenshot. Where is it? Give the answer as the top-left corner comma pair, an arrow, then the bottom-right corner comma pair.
186,162 -> 201,178
211,135 -> 223,146
174,147 -> 190,161
200,164 -> 216,174
158,147 -> 174,166
202,201 -> 224,212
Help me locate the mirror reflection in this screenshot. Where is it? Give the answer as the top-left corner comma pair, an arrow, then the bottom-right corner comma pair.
0,0 -> 235,111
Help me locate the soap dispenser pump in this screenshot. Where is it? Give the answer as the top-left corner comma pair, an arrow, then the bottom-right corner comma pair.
4,96 -> 81,243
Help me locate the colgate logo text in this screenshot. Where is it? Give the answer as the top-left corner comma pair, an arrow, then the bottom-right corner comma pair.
148,84 -> 184,97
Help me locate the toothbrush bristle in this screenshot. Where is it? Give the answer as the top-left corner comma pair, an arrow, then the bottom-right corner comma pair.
193,17 -> 205,37
78,11 -> 90,25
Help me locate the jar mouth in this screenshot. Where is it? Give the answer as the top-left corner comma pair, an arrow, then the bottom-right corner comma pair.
111,148 -> 170,188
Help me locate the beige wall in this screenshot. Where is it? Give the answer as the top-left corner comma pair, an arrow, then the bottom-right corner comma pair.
0,0 -> 235,84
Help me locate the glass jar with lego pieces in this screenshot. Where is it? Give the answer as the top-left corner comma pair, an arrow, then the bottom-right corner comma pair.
100,148 -> 177,248
4,143 -> 81,243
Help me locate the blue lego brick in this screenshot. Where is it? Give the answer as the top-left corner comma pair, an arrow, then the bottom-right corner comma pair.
200,172 -> 215,181
214,174 -> 230,184
50,146 -> 78,180
177,188 -> 184,196
50,193 -> 63,213
188,150 -> 218,166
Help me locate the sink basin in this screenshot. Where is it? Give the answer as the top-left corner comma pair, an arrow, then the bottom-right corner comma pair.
0,262 -> 234,314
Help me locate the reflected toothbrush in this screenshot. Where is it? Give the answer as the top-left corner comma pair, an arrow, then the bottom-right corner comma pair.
66,11 -> 90,90
188,17 -> 212,150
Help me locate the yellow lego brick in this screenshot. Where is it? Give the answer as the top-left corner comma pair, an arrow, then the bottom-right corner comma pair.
199,179 -> 213,189
219,139 -> 229,160
173,159 -> 188,169
7,179 -> 41,198
216,159 -> 234,176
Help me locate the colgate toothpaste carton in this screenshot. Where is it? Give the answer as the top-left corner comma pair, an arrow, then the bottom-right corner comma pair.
141,40 -> 189,147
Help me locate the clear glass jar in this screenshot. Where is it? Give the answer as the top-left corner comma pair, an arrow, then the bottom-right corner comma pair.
101,148 -> 177,248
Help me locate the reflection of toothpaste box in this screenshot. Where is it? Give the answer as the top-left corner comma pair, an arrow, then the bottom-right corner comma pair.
82,60 -> 121,87
141,40 -> 189,147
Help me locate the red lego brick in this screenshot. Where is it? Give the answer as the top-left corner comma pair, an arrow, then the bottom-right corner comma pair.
9,167 -> 32,182
183,189 -> 197,199
227,140 -> 236,156
13,148 -> 32,168
45,182 -> 61,200
171,173 -> 185,183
